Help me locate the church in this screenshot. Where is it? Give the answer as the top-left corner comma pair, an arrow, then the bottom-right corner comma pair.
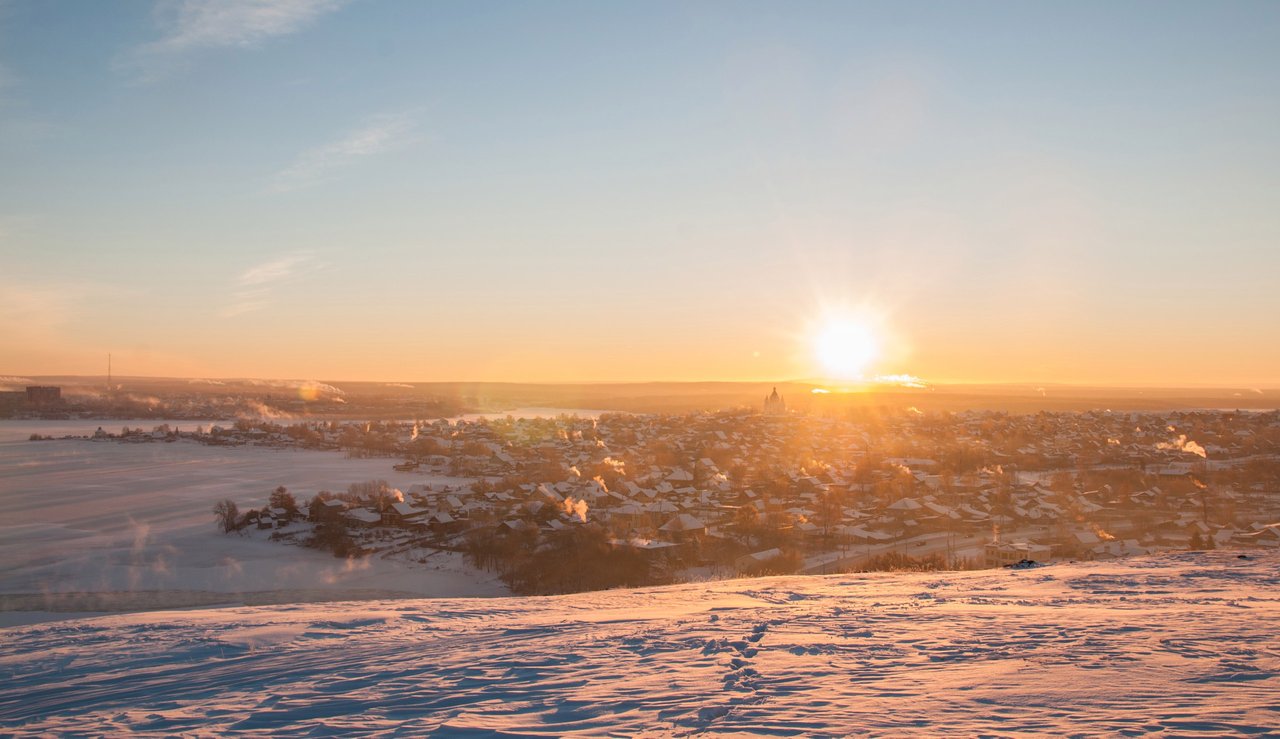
763,387 -> 786,416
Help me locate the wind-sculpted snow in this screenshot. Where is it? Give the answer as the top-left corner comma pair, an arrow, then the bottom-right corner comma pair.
2,552 -> 1278,736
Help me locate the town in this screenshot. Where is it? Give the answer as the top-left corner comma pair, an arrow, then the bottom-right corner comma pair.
73,398 -> 1280,595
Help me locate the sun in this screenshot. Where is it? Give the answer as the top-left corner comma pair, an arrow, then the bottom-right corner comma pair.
813,317 -> 880,380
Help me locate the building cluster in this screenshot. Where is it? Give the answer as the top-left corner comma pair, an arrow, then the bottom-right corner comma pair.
185,404 -> 1280,579
0,385 -> 62,412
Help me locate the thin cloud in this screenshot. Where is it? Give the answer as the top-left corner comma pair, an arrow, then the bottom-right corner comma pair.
221,250 -> 324,317
269,113 -> 418,193
120,0 -> 345,80
239,251 -> 312,286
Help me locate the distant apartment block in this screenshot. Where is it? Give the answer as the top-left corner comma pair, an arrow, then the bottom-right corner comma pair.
26,386 -> 62,406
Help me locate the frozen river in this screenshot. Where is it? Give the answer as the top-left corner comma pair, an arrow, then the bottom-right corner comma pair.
0,427 -> 506,621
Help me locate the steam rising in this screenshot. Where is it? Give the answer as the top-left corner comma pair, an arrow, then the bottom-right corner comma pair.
1156,434 -> 1207,458
237,400 -> 293,420
245,378 -> 345,396
873,374 -> 928,389
562,496 -> 589,523
0,375 -> 35,390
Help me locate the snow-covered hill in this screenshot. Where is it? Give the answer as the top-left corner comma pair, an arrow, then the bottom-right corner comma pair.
3,551 -> 1278,736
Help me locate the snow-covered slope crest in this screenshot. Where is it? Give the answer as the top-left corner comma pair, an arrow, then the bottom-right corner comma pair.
3,551 -> 1278,736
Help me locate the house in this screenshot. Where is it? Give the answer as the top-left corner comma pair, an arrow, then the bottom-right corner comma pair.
310,498 -> 346,522
985,541 -> 1051,567
427,511 -> 462,533
610,538 -> 680,573
666,468 -> 694,483
795,521 -> 822,539
497,519 -> 535,535
1074,531 -> 1102,548
385,501 -> 427,526
659,513 -> 707,541
1236,524 -> 1280,548
735,548 -> 784,571
343,508 -> 382,528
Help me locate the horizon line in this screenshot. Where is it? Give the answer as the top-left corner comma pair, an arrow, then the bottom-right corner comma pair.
4,373 -> 1278,392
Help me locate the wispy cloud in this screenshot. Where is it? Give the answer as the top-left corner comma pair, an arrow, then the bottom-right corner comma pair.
269,113 -> 418,192
239,251 -> 312,286
120,0 -> 346,80
222,249 -> 324,317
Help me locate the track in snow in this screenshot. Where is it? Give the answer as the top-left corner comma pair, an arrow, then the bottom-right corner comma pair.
2,551 -> 1278,736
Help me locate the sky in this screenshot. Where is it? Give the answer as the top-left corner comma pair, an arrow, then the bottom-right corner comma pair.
1,0 -> 1278,386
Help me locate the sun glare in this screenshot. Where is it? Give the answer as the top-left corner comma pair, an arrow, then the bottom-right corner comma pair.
813,318 -> 880,380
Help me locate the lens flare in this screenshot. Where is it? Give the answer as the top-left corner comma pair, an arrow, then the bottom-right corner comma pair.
813,318 -> 880,380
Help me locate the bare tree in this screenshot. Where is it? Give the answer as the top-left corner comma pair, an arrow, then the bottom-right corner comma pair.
213,499 -> 240,533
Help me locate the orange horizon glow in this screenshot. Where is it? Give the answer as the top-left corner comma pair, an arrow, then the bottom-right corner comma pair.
5,260 -> 1280,389
5,348 -> 1279,390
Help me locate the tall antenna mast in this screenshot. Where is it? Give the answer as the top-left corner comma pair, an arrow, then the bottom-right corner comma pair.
107,353 -> 112,393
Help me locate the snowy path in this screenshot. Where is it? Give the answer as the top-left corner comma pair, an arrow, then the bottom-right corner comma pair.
2,551 -> 1278,735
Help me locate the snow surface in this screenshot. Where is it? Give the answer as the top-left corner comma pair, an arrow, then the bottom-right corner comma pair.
2,551 -> 1277,736
0,433 -> 506,620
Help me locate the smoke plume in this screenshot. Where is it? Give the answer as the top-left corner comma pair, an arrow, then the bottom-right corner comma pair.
562,496 -> 589,523
1157,434 -> 1207,459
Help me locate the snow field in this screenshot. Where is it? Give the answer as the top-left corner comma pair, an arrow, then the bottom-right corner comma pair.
1,551 -> 1277,736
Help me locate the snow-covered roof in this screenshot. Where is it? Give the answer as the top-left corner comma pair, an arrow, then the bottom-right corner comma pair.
659,513 -> 706,532
344,508 -> 381,524
740,548 -> 783,563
